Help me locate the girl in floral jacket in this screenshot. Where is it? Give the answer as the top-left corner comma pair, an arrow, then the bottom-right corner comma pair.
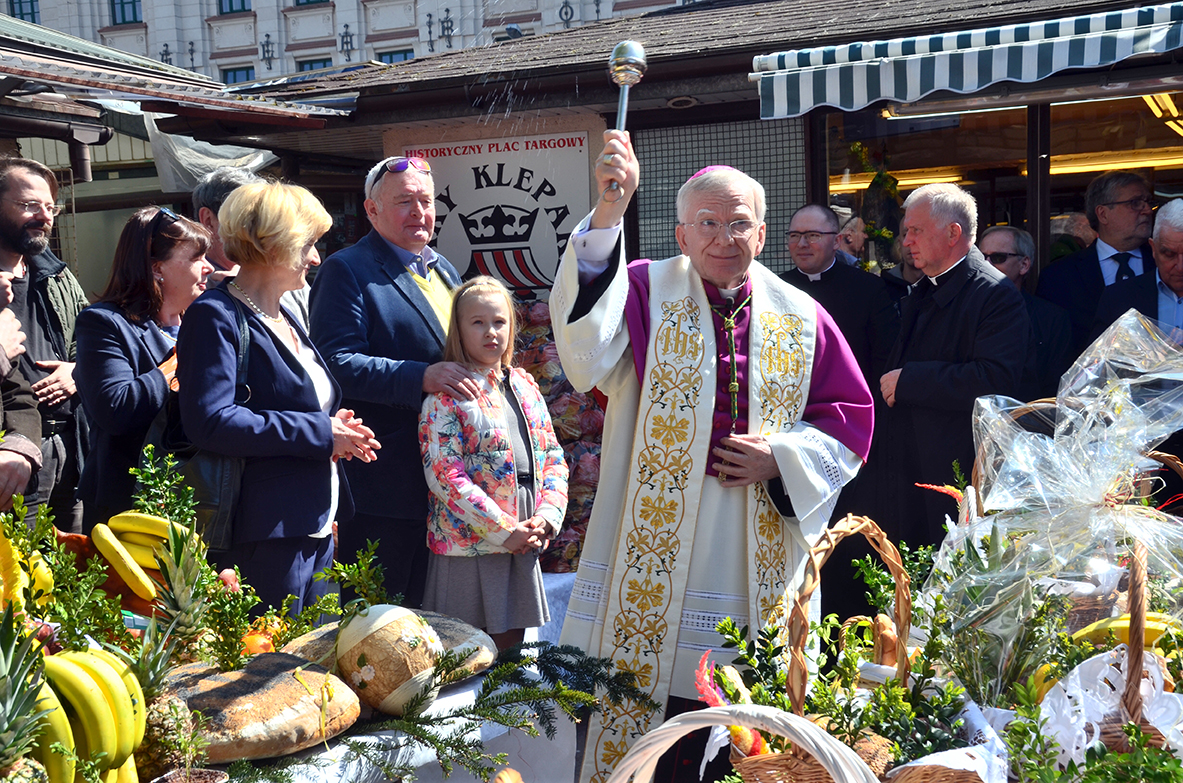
419,276 -> 568,649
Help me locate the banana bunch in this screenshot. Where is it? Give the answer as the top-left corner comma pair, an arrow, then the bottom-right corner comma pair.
0,521 -> 29,612
91,513 -> 176,602
42,648 -> 146,778
106,512 -> 190,572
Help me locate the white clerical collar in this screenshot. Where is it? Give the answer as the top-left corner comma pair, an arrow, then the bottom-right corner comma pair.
804,258 -> 836,282
927,255 -> 966,286
719,283 -> 744,299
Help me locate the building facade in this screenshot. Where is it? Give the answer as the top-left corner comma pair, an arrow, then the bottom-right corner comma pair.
24,0 -> 690,84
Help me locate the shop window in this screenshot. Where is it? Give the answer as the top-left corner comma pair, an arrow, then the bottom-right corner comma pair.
825,93 -> 1183,272
221,66 -> 256,84
634,117 -> 806,273
218,0 -> 250,14
8,0 -> 38,22
109,0 -> 140,24
377,49 -> 414,64
298,58 -> 333,71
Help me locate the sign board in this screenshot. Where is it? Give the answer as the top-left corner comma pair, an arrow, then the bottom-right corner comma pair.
404,132 -> 590,294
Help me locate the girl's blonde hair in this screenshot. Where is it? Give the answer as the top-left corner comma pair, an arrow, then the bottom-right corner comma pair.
218,181 -> 332,271
443,276 -> 517,371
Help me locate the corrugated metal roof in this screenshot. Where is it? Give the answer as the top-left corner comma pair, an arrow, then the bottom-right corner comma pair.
241,0 -> 1151,102
0,14 -> 213,85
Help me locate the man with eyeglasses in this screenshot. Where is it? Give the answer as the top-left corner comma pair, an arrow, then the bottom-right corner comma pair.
979,225 -> 1072,399
310,155 -> 476,609
1037,170 -> 1155,355
0,157 -> 89,532
1092,198 -> 1183,512
551,131 -> 873,783
782,204 -> 899,392
874,184 -> 1031,549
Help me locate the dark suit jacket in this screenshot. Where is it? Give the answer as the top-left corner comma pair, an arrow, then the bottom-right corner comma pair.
1023,292 -> 1075,400
309,230 -> 461,520
1090,271 -> 1159,340
877,248 -> 1031,545
74,303 -> 173,529
780,263 -> 900,390
177,285 -> 352,545
1036,240 -> 1154,355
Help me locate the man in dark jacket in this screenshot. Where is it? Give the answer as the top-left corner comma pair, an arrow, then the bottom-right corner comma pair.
310,156 -> 479,608
0,157 -> 88,531
781,204 -> 899,392
876,184 -> 1032,547
979,225 -> 1074,399
1036,171 -> 1155,355
0,308 -> 40,509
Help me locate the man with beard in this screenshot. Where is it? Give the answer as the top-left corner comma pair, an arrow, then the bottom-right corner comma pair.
0,158 -> 89,531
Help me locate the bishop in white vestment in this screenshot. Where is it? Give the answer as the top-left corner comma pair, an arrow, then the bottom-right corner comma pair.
551,132 -> 875,783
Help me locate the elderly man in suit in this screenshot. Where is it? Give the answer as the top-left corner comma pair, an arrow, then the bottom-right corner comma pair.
1036,171 -> 1155,354
979,225 -> 1073,398
310,156 -> 480,608
876,184 -> 1031,547
1093,198 -> 1183,334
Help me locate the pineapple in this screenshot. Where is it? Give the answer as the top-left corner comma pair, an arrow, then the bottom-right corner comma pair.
129,617 -> 191,781
154,524 -> 213,662
0,603 -> 49,783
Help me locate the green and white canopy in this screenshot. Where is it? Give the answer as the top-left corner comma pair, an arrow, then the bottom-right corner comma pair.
751,2 -> 1183,119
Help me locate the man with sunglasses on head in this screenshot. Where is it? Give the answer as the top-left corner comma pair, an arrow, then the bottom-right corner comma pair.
1036,170 -> 1155,355
0,157 -> 89,532
310,155 -> 477,609
551,131 -> 873,783
979,225 -> 1072,399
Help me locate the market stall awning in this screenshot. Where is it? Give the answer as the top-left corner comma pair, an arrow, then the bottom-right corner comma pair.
750,2 -> 1183,119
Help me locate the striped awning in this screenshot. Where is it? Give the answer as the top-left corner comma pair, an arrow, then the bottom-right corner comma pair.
751,3 -> 1183,119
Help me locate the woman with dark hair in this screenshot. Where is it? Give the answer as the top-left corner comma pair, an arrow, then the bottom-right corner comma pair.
75,206 -> 213,531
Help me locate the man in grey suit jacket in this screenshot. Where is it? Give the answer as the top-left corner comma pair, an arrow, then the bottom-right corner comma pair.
310,156 -> 480,608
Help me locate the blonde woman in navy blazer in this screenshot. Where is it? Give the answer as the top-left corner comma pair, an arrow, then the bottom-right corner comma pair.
75,207 -> 213,532
177,183 -> 380,614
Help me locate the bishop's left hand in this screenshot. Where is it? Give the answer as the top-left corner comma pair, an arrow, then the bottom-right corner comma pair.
712,435 -> 779,487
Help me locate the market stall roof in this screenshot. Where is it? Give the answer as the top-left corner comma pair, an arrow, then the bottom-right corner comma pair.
750,1 -> 1183,119
0,15 -> 346,127
157,0 -> 1153,162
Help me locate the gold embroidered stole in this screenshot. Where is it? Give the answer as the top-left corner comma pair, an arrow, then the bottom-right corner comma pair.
582,258 -> 815,783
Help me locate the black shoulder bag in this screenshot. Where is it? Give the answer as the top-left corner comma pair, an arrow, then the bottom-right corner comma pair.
140,296 -> 251,552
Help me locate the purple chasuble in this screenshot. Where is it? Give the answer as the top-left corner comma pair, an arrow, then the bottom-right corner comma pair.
622,259 -> 874,464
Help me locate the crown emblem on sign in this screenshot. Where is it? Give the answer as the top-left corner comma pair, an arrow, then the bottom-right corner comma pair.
459,204 -> 539,246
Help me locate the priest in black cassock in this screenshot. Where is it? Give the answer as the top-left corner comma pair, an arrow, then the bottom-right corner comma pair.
780,204 -> 899,394
780,204 -> 900,620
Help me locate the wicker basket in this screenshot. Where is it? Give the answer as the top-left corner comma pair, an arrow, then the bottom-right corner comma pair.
970,398 -> 1183,635
731,514 -> 911,783
603,704 -> 879,783
1094,539 -> 1169,752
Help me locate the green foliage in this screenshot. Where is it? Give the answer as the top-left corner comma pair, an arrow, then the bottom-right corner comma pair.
1005,679 -> 1183,783
49,742 -> 105,783
202,567 -> 260,672
854,539 -> 935,617
315,540 -> 397,608
225,642 -> 638,783
805,615 -> 968,764
41,531 -> 132,651
256,592 -> 342,652
951,460 -> 968,492
157,701 -> 211,777
129,445 -> 196,529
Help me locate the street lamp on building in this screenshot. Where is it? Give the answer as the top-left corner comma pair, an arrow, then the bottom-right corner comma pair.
339,24 -> 355,62
159,43 -> 172,64
260,33 -> 276,70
